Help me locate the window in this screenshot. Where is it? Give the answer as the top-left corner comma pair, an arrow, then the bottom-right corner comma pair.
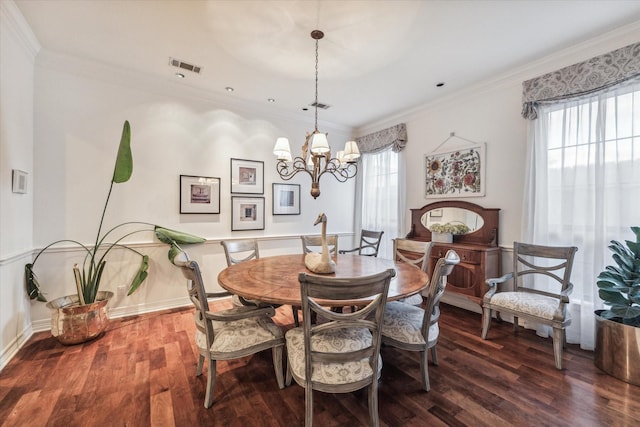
358,147 -> 404,259
524,77 -> 640,349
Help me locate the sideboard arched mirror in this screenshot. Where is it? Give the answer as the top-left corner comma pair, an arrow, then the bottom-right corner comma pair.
407,200 -> 500,311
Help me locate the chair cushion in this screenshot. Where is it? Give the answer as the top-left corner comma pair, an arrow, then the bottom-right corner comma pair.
397,294 -> 423,306
488,292 -> 561,320
195,314 -> 283,353
285,327 -> 382,385
382,301 -> 438,345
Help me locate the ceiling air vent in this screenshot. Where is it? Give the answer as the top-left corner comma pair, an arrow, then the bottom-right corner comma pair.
310,101 -> 331,110
169,57 -> 201,74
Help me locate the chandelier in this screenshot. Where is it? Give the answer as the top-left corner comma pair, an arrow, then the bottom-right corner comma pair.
273,30 -> 360,199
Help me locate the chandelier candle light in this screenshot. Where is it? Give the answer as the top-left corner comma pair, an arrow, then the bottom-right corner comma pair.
273,30 -> 360,199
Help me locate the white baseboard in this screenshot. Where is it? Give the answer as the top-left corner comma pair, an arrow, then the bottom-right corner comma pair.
0,324 -> 34,371
30,296 -> 195,334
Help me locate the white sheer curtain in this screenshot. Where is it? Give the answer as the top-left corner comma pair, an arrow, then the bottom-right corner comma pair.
523,77 -> 640,350
358,146 -> 405,260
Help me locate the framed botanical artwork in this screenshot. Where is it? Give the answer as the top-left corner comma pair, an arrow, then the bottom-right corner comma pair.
272,183 -> 300,215
425,143 -> 486,198
12,169 -> 28,194
231,196 -> 265,231
180,175 -> 221,214
230,158 -> 264,194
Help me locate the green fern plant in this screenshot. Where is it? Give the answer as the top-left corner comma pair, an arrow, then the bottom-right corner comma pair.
596,226 -> 640,326
25,120 -> 205,304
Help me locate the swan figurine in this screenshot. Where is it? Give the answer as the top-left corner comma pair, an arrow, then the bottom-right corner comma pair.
304,212 -> 336,274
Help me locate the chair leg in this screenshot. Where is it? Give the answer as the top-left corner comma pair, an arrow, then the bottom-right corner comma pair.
292,306 -> 300,327
196,354 -> 204,376
272,345 -> 285,389
552,327 -> 564,370
481,307 -> 492,339
368,382 -> 380,427
204,359 -> 216,408
305,387 -> 313,427
285,356 -> 293,387
419,349 -> 430,391
430,345 -> 438,366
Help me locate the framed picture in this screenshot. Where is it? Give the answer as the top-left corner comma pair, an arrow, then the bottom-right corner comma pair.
12,169 -> 28,194
231,158 -> 264,194
272,183 -> 300,215
231,196 -> 265,231
425,143 -> 486,198
180,175 -> 221,214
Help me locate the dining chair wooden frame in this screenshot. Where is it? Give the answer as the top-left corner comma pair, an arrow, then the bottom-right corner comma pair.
381,249 -> 460,391
221,239 -> 273,308
285,268 -> 396,427
173,252 -> 285,408
481,242 -> 578,370
339,229 -> 384,257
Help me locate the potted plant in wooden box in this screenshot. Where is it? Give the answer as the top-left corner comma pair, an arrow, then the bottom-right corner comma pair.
25,120 -> 205,345
595,226 -> 640,385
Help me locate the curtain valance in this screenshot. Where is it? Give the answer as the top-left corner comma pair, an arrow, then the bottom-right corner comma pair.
521,41 -> 640,120
355,123 -> 407,153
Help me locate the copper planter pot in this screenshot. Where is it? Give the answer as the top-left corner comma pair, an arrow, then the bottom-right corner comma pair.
594,310 -> 640,386
46,291 -> 113,345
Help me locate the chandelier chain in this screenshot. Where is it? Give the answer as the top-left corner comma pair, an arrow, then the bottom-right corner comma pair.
273,29 -> 359,199
314,37 -> 319,131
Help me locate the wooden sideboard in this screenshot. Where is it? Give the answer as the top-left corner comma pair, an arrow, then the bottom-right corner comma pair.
406,200 -> 500,312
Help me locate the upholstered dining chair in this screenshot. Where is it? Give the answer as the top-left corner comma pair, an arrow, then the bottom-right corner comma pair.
293,234 -> 340,326
221,239 -> 273,308
172,251 -> 285,408
381,249 -> 460,391
339,229 -> 384,257
285,268 -> 396,427
393,238 -> 434,306
481,242 -> 578,370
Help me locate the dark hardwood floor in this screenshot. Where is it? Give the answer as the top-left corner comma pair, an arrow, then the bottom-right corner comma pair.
1,300 -> 639,427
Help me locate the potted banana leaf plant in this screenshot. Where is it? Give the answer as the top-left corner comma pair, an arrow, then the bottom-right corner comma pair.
594,226 -> 640,385
25,120 -> 205,344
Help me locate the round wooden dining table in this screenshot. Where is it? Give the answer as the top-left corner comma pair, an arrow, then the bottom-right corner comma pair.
217,254 -> 429,307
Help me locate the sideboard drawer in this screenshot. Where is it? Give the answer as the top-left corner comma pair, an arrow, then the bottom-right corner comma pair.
432,247 -> 481,264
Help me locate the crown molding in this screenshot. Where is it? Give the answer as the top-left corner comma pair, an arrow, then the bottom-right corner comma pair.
357,20 -> 640,135
34,48 -> 353,136
1,0 -> 40,60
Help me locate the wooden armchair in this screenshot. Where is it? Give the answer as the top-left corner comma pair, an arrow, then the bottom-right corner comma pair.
339,229 -> 384,257
481,242 -> 578,370
173,251 -> 285,408
381,249 -> 460,391
285,268 -> 396,427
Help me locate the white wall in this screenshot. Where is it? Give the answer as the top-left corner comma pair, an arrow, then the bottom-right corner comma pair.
0,1 -> 39,370
26,48 -> 357,330
359,22 -> 640,253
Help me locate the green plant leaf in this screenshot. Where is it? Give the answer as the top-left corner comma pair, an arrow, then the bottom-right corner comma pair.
596,272 -> 628,289
168,244 -> 181,264
598,289 -> 629,306
112,120 -> 132,183
610,305 -> 640,319
25,264 -> 47,302
127,255 -> 149,296
154,227 -> 205,245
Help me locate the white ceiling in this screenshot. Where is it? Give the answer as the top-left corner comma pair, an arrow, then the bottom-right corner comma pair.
13,0 -> 640,129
